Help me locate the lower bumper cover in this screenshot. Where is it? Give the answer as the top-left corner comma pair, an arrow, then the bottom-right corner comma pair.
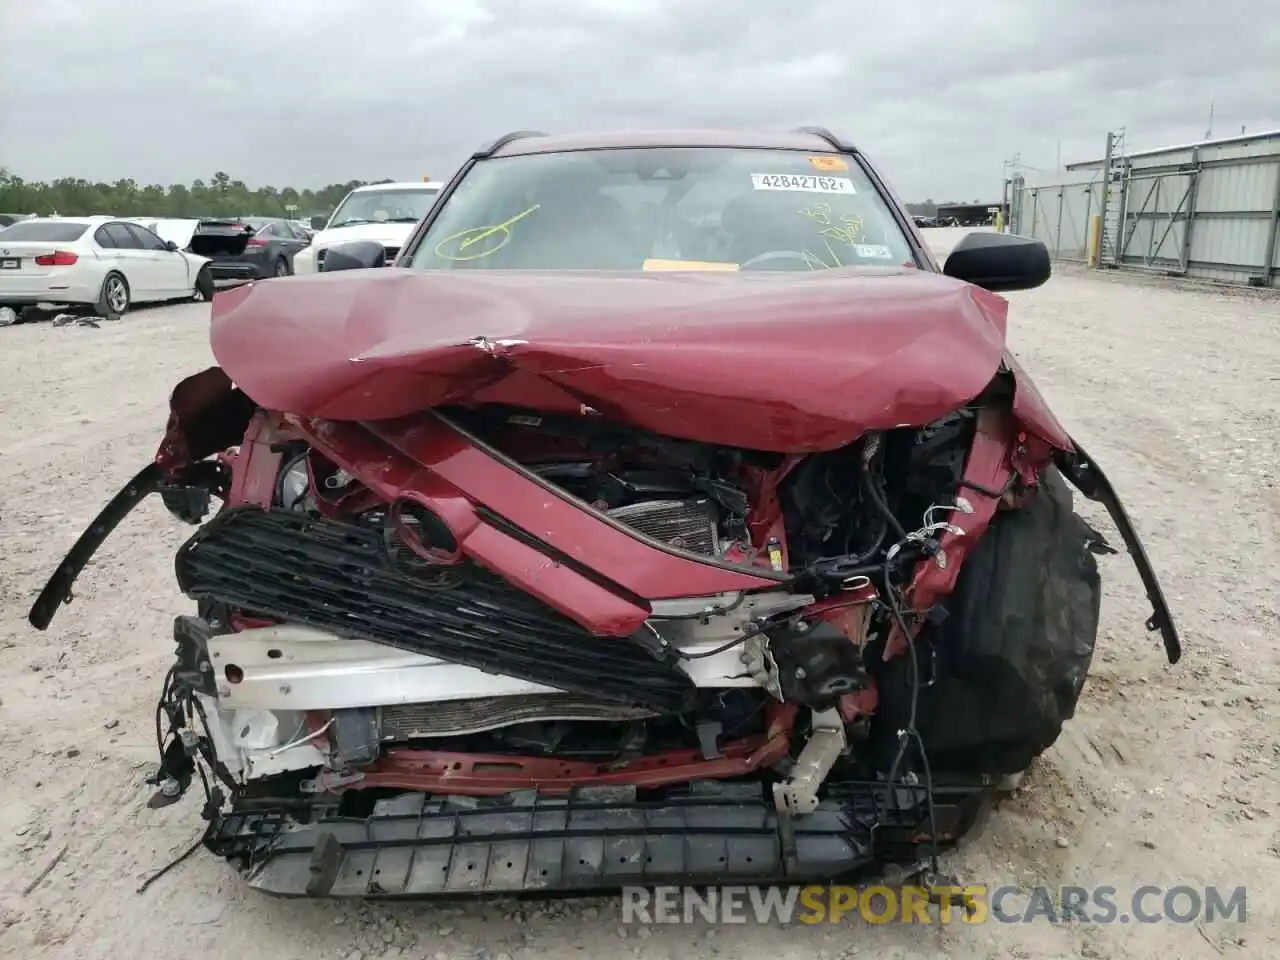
208,255 -> 270,281
209,781 -> 988,898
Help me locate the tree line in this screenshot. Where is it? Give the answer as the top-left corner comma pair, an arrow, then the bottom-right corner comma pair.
1,166 -> 950,221
0,168 -> 398,219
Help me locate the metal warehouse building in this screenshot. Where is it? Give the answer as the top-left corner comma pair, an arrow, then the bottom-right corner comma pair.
1009,129 -> 1280,286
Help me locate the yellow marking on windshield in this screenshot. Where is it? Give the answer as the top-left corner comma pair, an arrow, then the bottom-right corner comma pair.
799,203 -> 832,226
434,204 -> 541,261
794,203 -> 866,269
799,202 -> 865,248
643,258 -> 741,272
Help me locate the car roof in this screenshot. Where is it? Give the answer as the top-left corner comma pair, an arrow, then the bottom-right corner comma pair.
351,181 -> 442,193
486,129 -> 847,158
24,215 -> 113,224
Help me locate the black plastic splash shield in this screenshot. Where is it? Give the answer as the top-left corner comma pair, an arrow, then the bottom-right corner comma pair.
208,781 -> 989,898
29,463 -> 164,630
1054,440 -> 1181,663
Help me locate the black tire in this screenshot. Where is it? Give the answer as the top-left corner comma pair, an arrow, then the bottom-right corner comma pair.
194,265 -> 215,301
872,467 -> 1102,777
95,272 -> 130,318
273,256 -> 291,277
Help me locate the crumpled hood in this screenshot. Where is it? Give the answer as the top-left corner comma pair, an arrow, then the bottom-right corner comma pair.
209,266 -> 1069,452
313,221 -> 418,249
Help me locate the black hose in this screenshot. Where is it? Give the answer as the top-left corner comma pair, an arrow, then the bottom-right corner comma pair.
861,454 -> 908,542
877,561 -> 942,874
676,620 -> 767,660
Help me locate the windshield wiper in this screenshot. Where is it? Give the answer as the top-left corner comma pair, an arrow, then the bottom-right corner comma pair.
382,217 -> 422,223
329,218 -> 377,228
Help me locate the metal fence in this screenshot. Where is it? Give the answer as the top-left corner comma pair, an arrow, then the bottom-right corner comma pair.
1009,135 -> 1280,286
1009,176 -> 1101,263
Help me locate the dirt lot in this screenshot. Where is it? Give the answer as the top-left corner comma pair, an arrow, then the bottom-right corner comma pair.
1,265 -> 1277,960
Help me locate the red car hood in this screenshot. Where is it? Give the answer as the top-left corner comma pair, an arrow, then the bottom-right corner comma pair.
209,267 -> 1069,452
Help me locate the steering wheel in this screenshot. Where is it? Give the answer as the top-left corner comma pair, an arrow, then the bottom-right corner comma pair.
740,250 -> 822,271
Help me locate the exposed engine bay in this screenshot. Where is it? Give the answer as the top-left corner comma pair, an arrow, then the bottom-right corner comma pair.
28,369 -> 1179,897
176,401 -> 982,783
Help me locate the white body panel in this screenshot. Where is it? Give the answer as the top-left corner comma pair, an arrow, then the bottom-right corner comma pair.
208,622 -> 759,713
0,216 -> 210,308
294,181 -> 442,274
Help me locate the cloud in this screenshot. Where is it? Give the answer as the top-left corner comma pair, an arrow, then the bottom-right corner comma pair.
1,0 -> 1276,200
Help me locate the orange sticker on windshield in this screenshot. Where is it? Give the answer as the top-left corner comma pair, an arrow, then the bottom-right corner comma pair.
642,259 -> 740,272
809,156 -> 848,172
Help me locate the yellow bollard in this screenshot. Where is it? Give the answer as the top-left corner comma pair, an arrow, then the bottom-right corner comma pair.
1087,214 -> 1102,267
994,209 -> 1005,232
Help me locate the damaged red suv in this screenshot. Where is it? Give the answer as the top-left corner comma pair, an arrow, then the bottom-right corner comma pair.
30,128 -> 1179,898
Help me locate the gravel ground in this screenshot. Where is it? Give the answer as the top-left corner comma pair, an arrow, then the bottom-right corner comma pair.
1,261 -> 1277,960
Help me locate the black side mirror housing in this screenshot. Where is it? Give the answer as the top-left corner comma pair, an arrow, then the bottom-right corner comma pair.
310,215 -> 328,231
320,240 -> 386,272
165,240 -> 179,252
942,231 -> 1051,292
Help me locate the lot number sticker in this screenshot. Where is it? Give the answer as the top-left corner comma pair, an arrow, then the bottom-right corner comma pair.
751,173 -> 856,194
855,244 -> 895,259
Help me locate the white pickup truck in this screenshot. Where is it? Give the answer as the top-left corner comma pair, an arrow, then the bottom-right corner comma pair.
292,181 -> 443,274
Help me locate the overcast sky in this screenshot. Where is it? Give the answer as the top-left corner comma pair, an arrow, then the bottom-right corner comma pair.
2,0 -> 1277,200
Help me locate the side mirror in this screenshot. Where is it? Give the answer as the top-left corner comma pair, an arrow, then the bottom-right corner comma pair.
310,215 -> 328,231
942,231 -> 1050,292
320,240 -> 385,272
164,240 -> 179,252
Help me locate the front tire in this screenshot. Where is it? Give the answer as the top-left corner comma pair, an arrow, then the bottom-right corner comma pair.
194,265 -> 215,301
872,468 -> 1102,777
273,256 -> 291,277
96,272 -> 131,318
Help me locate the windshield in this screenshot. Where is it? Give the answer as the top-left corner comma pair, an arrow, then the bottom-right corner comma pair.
0,220 -> 89,242
328,188 -> 441,229
406,148 -> 915,272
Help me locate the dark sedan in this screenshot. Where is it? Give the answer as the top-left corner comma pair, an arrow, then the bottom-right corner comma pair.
187,217 -> 310,286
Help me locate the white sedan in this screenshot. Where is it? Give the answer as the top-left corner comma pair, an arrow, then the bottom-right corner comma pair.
0,216 -> 214,326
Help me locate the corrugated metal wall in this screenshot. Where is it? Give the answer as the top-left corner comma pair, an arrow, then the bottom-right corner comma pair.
1010,132 -> 1280,286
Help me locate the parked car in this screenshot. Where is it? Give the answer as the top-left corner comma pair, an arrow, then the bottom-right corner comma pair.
187,217 -> 311,286
127,217 -> 203,252
0,216 -> 213,325
293,181 -> 442,274
29,128 -> 1179,898
0,213 -> 36,230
